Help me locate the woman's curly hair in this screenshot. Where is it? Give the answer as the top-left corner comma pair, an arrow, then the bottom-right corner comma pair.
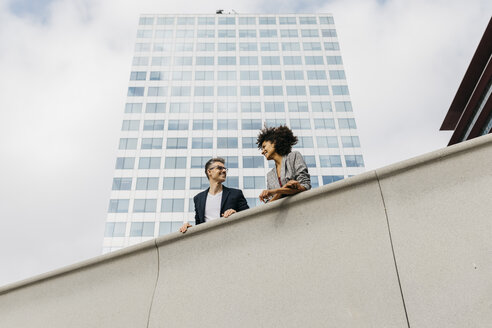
256,125 -> 298,156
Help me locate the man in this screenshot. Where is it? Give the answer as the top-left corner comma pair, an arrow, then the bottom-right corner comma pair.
180,157 -> 249,233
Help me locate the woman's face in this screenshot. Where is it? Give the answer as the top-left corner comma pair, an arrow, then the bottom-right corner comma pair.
261,141 -> 276,160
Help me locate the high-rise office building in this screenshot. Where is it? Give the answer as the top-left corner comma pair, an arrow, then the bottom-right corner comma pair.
103,13 -> 365,253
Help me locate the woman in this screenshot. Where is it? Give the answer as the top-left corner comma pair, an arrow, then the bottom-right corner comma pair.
257,125 -> 311,203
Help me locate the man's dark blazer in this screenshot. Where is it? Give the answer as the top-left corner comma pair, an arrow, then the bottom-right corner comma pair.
194,186 -> 249,225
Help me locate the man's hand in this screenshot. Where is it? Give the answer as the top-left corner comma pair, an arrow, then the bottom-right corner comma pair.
259,189 -> 273,203
222,209 -> 236,218
284,180 -> 301,190
179,222 -> 192,233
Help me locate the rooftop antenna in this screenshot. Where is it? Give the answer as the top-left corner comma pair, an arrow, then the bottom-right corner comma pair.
216,9 -> 224,14
231,9 -> 238,14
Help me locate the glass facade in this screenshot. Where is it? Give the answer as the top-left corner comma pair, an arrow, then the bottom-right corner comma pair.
104,13 -> 365,253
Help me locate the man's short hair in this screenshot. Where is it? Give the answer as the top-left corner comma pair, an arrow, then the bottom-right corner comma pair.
205,157 -> 225,179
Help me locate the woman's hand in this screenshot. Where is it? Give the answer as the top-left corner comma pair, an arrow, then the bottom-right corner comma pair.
259,189 -> 273,203
284,180 -> 301,190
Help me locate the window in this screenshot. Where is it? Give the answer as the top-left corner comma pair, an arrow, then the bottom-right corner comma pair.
191,156 -> 209,168
161,199 -> 185,212
168,120 -> 189,130
217,86 -> 237,96
112,178 -> 132,190
304,156 -> 316,168
262,71 -> 282,80
192,137 -> 213,149
263,86 -> 283,96
295,136 -> 314,148
163,177 -> 186,190
193,119 -> 213,130
260,29 -> 277,37
198,17 -> 215,25
157,17 -> 174,25
299,17 -> 317,24
154,30 -> 173,39
332,85 -> 350,95
265,119 -> 286,127
240,56 -> 259,65
143,120 -> 164,130
224,176 -> 239,189
218,29 -> 236,38
195,71 -> 214,80
242,119 -> 262,130
319,155 -> 342,167
153,42 -> 172,52
240,71 -> 259,80
329,70 -> 346,80
194,86 -> 214,96
128,87 -> 144,97
239,17 -> 256,25
261,56 -> 280,65
288,102 -> 308,112
196,56 -> 214,65
172,71 -> 192,80
341,136 -> 361,147
104,222 -> 126,237
286,86 -> 306,95
197,29 -> 215,38
218,71 -> 236,80
309,86 -> 330,95
196,43 -> 214,51
194,102 -> 214,113
319,16 -> 335,24
218,56 -> 236,65
259,17 -> 276,24
301,29 -> 319,37
218,42 -> 236,51
108,199 -> 129,213
314,118 -> 335,129
241,86 -> 260,96
311,176 -> 319,188
326,56 -> 343,65
171,86 -> 191,96
312,101 -> 332,112
335,101 -> 353,112
217,119 -> 238,130
125,103 -> 142,113
282,42 -> 300,51
260,42 -> 279,51
119,138 -> 137,150
241,102 -> 261,112
139,17 -> 154,25
141,138 -> 163,149
244,176 -> 266,189
130,222 -> 154,237
116,157 -> 135,169
132,57 -> 148,66
239,30 -> 257,38
243,156 -> 264,168
146,103 -> 166,113
305,56 -> 324,65
345,155 -> 364,167
324,42 -> 340,50
285,70 -> 304,80
279,17 -> 296,24
242,137 -> 257,148
283,56 -> 302,65
290,119 -> 311,130
265,102 -> 284,112
218,17 -> 235,25
136,177 -> 159,190
151,56 -> 170,66
225,156 -> 239,168
280,29 -> 298,37
166,138 -> 188,149
316,136 -> 338,148
164,157 -> 186,169
190,177 -> 209,190
307,70 -> 327,80
217,102 -> 238,112
174,56 -> 193,65
149,71 -> 168,81
338,118 -> 357,129
321,29 -> 337,37
130,71 -> 146,80
175,43 -> 193,51
177,17 -> 195,25
303,42 -> 322,51
217,137 -> 238,148
122,120 -> 140,131
147,87 -> 167,97
139,157 -> 161,169
322,175 -> 344,185
239,42 -> 258,51
137,30 -> 152,38
159,221 -> 189,235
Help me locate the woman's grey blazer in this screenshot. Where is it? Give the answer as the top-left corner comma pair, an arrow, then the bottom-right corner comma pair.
266,151 -> 311,190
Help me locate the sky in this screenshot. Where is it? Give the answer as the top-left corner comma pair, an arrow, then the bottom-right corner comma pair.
0,0 -> 490,287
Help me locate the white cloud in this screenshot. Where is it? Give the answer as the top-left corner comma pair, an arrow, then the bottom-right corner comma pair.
0,0 -> 490,286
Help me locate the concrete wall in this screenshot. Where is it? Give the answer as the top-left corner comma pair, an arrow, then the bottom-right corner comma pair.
1,133 -> 491,328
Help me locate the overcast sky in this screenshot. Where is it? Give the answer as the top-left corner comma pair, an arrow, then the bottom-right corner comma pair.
0,0 -> 490,287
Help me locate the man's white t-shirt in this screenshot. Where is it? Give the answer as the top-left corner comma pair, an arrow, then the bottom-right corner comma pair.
204,191 -> 222,222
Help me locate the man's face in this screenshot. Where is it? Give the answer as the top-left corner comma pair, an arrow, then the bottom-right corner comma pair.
207,161 -> 227,183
